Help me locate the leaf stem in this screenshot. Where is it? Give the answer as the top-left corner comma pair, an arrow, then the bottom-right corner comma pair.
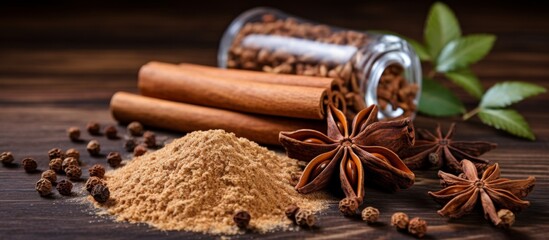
462,107 -> 480,120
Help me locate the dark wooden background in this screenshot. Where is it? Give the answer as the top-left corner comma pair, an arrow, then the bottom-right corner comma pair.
1,1 -> 548,239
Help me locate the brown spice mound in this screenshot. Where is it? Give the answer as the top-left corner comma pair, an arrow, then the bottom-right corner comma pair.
96,130 -> 327,234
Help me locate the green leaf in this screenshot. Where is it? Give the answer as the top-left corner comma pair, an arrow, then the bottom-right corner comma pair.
478,108 -> 535,140
424,2 -> 461,59
445,68 -> 484,99
480,81 -> 546,108
418,78 -> 466,116
406,38 -> 431,61
436,34 -> 496,72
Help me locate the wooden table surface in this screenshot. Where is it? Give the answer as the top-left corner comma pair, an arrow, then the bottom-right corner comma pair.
1,1 -> 548,239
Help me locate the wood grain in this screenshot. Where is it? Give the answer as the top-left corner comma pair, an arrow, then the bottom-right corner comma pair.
1,1 -> 548,239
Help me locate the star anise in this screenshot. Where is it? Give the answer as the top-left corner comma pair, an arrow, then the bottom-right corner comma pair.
279,105 -> 415,215
400,123 -> 497,173
429,159 -> 535,226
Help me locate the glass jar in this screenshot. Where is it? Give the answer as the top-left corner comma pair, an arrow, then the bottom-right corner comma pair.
218,7 -> 421,120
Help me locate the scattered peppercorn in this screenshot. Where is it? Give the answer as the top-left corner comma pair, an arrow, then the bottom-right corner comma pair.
391,212 -> 409,231
143,131 -> 156,148
89,164 -> 106,178
65,165 -> 82,181
106,152 -> 122,168
123,138 -> 137,152
127,121 -> 144,136
133,144 -> 147,157
65,148 -> 80,162
87,140 -> 101,156
56,179 -> 73,196
361,206 -> 380,224
87,122 -> 101,135
49,158 -> 63,173
22,157 -> 37,173
67,127 -> 80,142
339,197 -> 359,216
91,184 -> 110,203
497,209 -> 515,229
48,148 -> 64,160
233,210 -> 251,229
105,125 -> 118,139
295,210 -> 317,227
408,217 -> 427,238
41,170 -> 57,183
36,178 -> 52,197
285,204 -> 300,222
85,176 -> 104,193
62,157 -> 79,171
1,152 -> 14,165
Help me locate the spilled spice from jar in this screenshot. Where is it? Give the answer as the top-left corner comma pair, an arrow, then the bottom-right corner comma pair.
91,129 -> 328,234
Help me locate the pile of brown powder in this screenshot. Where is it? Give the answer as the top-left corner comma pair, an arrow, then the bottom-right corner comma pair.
95,129 -> 327,234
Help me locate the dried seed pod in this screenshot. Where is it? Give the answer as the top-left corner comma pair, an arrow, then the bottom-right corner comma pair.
107,152 -> 122,168
497,209 -> 515,229
295,210 -> 317,227
0,152 -> 14,164
22,157 -> 37,173
408,217 -> 427,238
41,170 -> 57,183
127,121 -> 144,136
361,206 -> 380,224
87,122 -> 101,135
285,204 -> 300,221
91,184 -> 110,203
105,125 -> 118,139
36,178 -> 52,197
133,144 -> 147,157
65,148 -> 80,162
49,158 -> 63,173
48,148 -> 64,160
143,131 -> 156,148
62,157 -> 79,171
391,212 -> 409,231
85,176 -> 104,193
87,140 -> 101,156
233,210 -> 251,229
56,179 -> 73,196
338,197 -> 359,216
65,165 -> 82,181
123,138 -> 137,152
88,164 -> 105,178
67,127 -> 80,142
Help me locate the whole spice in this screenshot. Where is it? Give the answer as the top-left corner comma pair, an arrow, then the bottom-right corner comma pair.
56,179 -> 73,196
48,148 -> 64,160
123,138 -> 137,152
497,209 -> 515,229
36,178 -> 52,197
143,131 -> 156,148
86,176 -> 104,193
67,127 -> 81,142
339,197 -> 359,216
106,152 -> 122,168
65,165 -> 82,181
279,105 -> 415,215
105,125 -> 118,139
1,151 -> 14,164
295,210 -> 317,227
65,148 -> 80,162
377,65 -> 418,114
401,123 -> 497,173
127,121 -> 144,136
361,206 -> 380,224
91,184 -> 110,203
87,140 -> 101,156
49,158 -> 63,173
408,217 -> 427,238
89,164 -> 105,178
391,212 -> 409,231
62,157 -> 79,171
285,204 -> 300,221
133,144 -> 147,157
87,122 -> 101,135
22,157 -> 37,173
41,170 -> 57,183
233,210 -> 251,229
429,160 -> 535,226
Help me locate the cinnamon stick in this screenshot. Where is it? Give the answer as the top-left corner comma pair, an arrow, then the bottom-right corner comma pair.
139,61 -> 330,120
110,92 -> 325,145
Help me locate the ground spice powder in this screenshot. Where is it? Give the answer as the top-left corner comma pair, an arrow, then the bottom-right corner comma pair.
96,130 -> 327,234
